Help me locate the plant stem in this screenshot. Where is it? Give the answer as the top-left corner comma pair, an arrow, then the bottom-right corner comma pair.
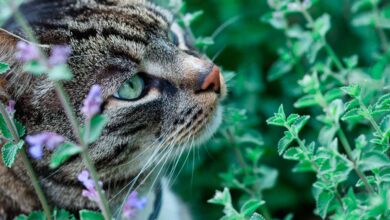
53,82 -> 112,220
336,129 -> 374,193
7,1 -> 113,216
0,103 -> 52,220
358,98 -> 384,137
372,1 -> 389,52
301,9 -> 345,71
285,124 -> 345,209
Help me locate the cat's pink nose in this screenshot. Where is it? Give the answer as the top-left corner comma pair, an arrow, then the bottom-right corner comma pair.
196,65 -> 221,94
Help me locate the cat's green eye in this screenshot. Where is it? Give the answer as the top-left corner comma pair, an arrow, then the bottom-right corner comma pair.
114,75 -> 145,101
168,31 -> 179,46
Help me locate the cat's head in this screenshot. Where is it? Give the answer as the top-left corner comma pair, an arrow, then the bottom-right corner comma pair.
0,0 -> 225,206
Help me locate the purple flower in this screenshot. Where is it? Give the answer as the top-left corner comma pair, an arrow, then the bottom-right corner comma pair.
15,41 -> 40,62
81,85 -> 103,118
78,170 -> 103,205
48,45 -> 72,66
123,191 -> 147,218
26,132 -> 65,159
6,100 -> 15,117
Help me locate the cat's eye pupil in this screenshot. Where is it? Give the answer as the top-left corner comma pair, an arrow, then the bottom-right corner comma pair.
114,75 -> 145,101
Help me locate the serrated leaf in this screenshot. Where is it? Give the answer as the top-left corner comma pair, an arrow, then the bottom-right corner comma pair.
380,115 -> 390,132
50,142 -> 82,169
283,147 -> 304,161
2,141 -> 24,167
278,131 -> 294,155
341,85 -> 361,98
79,210 -> 104,220
291,115 -> 310,134
341,108 -> 365,122
82,115 -> 107,144
0,62 -> 10,74
208,188 -> 231,206
240,199 -> 265,216
315,191 -> 335,219
344,99 -> 359,111
286,114 -> 300,126
294,95 -> 318,108
359,151 -> 390,171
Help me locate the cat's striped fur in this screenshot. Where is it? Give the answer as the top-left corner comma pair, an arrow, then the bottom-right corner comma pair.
0,0 -> 226,219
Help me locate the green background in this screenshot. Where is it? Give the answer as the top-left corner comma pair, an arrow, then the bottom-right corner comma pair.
169,0 -> 383,219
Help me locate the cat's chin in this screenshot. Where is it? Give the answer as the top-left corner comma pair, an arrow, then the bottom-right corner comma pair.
192,105 -> 223,147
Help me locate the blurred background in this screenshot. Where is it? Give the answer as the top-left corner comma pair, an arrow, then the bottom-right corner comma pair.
153,0 -> 385,220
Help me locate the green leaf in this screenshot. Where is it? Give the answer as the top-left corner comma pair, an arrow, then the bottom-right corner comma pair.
328,99 -> 344,122
0,62 -> 10,74
294,94 -> 318,108
48,64 -> 73,81
380,115 -> 390,133
82,115 -> 107,144
283,147 -> 305,161
50,142 -> 82,169
324,88 -> 344,103
79,210 -> 104,220
286,114 -> 300,125
343,55 -> 358,69
240,199 -> 265,216
250,213 -> 266,220
359,151 -> 390,171
2,141 -> 24,167
54,209 -> 74,220
356,175 -> 376,187
14,215 -> 28,220
23,60 -> 48,76
293,160 -> 314,172
341,84 -> 361,98
208,188 -> 231,206
315,190 -> 335,219
341,108 -> 365,122
267,59 -> 293,81
26,211 -> 46,220
0,116 -> 12,139
291,115 -> 310,134
15,119 -> 26,138
313,14 -> 330,37
278,131 -> 294,155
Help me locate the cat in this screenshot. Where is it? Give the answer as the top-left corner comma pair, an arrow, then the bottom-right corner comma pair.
0,0 -> 226,219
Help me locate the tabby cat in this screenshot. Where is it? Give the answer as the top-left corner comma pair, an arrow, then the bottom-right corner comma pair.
0,0 -> 226,219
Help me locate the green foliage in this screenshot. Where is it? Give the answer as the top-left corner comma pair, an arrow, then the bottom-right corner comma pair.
79,210 -> 104,220
0,112 -> 26,167
15,209 -> 76,220
0,62 -> 9,74
208,188 -> 265,220
50,142 -> 81,169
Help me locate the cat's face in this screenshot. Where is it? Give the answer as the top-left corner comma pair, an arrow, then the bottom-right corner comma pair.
2,0 -> 226,201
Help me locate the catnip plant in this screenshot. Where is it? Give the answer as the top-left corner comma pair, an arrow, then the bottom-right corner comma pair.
263,0 -> 389,219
